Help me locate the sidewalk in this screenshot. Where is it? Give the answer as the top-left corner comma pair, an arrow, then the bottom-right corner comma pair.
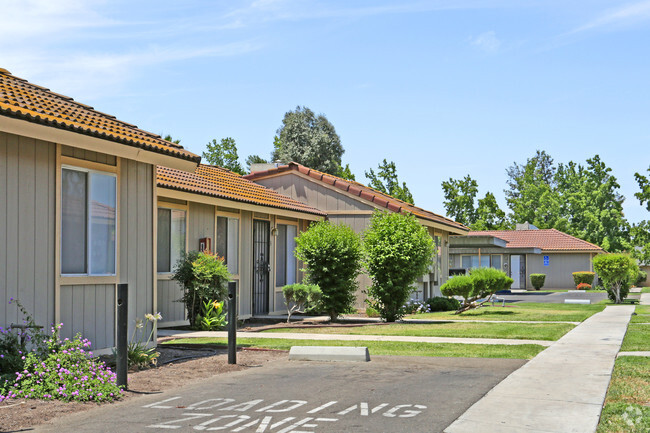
157,329 -> 553,346
444,305 -> 635,433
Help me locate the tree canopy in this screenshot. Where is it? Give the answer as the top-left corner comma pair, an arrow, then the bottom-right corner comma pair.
635,166 -> 650,211
365,159 -> 414,204
275,106 -> 344,175
202,137 -> 245,175
441,175 -> 508,230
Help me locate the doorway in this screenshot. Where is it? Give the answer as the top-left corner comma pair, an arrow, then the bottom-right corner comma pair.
510,255 -> 526,289
252,220 -> 270,315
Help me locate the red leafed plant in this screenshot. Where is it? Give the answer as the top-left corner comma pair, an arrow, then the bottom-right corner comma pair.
576,283 -> 592,290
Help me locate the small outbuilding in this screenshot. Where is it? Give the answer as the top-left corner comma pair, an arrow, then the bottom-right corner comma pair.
449,223 -> 603,290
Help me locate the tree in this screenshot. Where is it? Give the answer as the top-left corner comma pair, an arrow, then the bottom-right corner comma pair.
630,221 -> 650,265
593,254 -> 638,304
365,159 -> 414,204
294,221 -> 362,321
245,154 -> 268,172
162,134 -> 181,144
441,175 -> 478,226
363,211 -> 434,322
335,163 -> 356,181
202,137 -> 245,175
275,106 -> 344,175
281,284 -> 322,323
505,150 -> 562,228
440,267 -> 512,314
441,176 -> 508,230
635,166 -> 650,211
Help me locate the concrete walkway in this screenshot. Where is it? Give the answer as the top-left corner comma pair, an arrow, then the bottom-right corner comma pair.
158,329 -> 553,346
444,305 -> 635,433
640,291 -> 650,305
618,351 -> 650,357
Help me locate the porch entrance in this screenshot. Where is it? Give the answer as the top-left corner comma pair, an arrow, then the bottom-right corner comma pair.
252,220 -> 270,315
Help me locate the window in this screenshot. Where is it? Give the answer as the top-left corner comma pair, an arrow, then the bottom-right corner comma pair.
276,224 -> 297,287
61,167 -> 116,275
216,216 -> 239,274
461,254 -> 501,270
157,208 -> 186,273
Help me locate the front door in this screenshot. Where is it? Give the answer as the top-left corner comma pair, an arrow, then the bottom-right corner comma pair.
252,220 -> 270,315
510,255 -> 526,289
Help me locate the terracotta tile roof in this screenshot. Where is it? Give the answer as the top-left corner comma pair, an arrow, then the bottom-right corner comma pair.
467,229 -> 603,252
0,68 -> 200,163
157,164 -> 326,217
244,162 -> 468,232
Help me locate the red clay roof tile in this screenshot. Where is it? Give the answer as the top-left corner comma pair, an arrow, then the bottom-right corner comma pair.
467,229 -> 603,252
0,69 -> 199,163
158,164 -> 325,217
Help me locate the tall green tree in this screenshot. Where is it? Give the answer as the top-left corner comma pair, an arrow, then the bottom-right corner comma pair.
441,175 -> 508,230
635,166 -> 650,211
202,137 -> 245,175
162,134 -> 181,144
335,163 -> 356,181
275,106 -> 344,175
505,150 -> 562,228
365,159 -> 414,204
441,175 -> 478,226
630,221 -> 650,265
245,154 -> 268,172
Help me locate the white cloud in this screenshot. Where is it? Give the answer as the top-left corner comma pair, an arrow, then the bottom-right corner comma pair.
471,31 -> 501,53
570,0 -> 650,34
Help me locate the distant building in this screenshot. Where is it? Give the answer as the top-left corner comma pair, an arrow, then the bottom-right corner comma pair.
449,223 -> 603,290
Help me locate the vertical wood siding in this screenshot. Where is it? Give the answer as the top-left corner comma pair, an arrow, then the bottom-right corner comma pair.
188,202 -> 215,250
120,159 -> 154,341
60,284 -> 115,349
157,279 -> 186,325
0,132 -> 56,330
239,210 -> 253,316
61,145 -> 117,165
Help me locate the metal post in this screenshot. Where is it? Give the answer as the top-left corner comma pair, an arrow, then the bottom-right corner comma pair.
116,283 -> 128,389
228,281 -> 237,365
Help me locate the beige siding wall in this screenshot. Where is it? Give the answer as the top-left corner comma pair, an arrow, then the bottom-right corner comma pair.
527,253 -> 592,289
61,145 -> 117,166
640,265 -> 650,287
60,284 -> 115,349
188,202 -> 215,249
256,173 -> 375,212
0,132 -> 56,329
239,210 -> 253,316
119,159 -> 155,345
157,279 -> 186,325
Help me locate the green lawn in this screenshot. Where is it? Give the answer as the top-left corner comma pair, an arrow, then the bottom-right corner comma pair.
621,324 -> 650,352
263,322 -> 574,341
164,337 -> 545,359
408,302 -> 605,322
642,287 -> 650,294
631,305 -> 650,324
597,356 -> 650,433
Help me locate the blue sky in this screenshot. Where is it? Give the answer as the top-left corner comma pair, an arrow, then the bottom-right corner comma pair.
3,0 -> 649,223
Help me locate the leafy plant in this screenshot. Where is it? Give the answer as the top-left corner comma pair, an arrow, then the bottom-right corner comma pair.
425,296 -> 461,312
364,305 -> 380,318
530,274 -> 546,291
577,283 -> 592,290
635,270 -> 647,287
171,250 -> 231,327
402,300 -> 430,315
196,300 -> 228,330
282,284 -> 322,322
593,254 -> 638,304
363,211 -> 435,322
573,271 -> 595,287
11,332 -> 121,402
441,268 -> 513,314
295,221 -> 362,321
123,313 -> 161,369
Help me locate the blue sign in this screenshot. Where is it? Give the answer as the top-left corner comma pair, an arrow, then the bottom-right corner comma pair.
543,255 -> 550,266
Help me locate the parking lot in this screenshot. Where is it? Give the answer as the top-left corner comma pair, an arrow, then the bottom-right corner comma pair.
34,356 -> 525,433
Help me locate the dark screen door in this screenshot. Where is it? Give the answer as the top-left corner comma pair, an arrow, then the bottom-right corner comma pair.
253,220 -> 270,315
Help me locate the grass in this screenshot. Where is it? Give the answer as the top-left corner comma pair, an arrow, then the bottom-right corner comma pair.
263,322 -> 574,341
597,356 -> 650,433
631,305 -> 650,324
642,287 -> 650,294
408,302 -> 605,322
621,323 -> 650,352
164,337 -> 545,359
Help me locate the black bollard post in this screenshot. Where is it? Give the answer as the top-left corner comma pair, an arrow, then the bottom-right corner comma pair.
228,281 -> 237,365
116,284 -> 128,389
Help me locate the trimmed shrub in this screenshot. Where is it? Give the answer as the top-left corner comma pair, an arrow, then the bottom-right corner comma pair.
425,296 -> 461,312
441,268 -> 513,314
636,270 -> 647,286
363,211 -> 435,322
365,305 -> 380,318
295,221 -> 362,321
593,254 -> 638,304
530,274 -> 546,291
572,271 -> 595,287
282,284 -> 322,322
576,283 -> 592,290
171,251 -> 231,328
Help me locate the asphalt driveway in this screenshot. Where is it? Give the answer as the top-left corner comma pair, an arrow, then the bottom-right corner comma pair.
496,290 -> 608,304
34,356 -> 525,433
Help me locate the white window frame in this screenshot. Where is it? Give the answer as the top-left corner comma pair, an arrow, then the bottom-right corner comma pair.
61,164 -> 117,277
275,222 -> 299,288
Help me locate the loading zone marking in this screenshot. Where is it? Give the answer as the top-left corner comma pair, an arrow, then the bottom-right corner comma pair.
144,397 -> 427,431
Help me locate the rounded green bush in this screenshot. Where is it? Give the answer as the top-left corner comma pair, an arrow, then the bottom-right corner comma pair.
530,273 -> 546,291
572,271 -> 595,287
425,296 -> 461,312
